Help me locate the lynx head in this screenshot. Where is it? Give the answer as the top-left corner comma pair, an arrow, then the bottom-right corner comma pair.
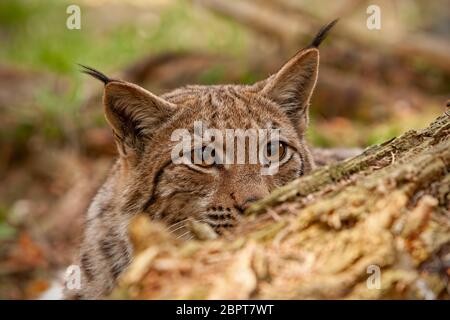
81,20 -> 337,237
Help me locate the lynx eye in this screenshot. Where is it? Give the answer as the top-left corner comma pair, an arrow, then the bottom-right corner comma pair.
266,141 -> 287,163
191,146 -> 216,167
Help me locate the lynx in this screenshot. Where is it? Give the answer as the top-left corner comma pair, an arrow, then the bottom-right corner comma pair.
66,20 -> 340,299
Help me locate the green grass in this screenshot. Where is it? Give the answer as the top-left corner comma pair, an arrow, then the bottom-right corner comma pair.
0,0 -> 249,74
0,205 -> 16,241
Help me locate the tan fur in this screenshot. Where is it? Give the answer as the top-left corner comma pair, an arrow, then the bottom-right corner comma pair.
65,21 -> 339,299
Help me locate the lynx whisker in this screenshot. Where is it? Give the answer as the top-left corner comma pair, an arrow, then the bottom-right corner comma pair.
167,219 -> 189,232
168,223 -> 189,234
167,218 -> 209,235
176,230 -> 192,240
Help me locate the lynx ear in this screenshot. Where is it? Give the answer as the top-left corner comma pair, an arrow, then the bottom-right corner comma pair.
80,65 -> 176,155
261,48 -> 319,132
102,81 -> 176,155
260,19 -> 337,133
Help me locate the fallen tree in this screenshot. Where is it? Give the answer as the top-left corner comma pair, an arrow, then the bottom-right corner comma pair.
112,110 -> 449,299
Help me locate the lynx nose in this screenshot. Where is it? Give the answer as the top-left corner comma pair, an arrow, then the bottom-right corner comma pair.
233,189 -> 269,212
238,196 -> 261,211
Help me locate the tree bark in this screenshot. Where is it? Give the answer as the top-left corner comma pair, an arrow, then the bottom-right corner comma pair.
112,111 -> 449,299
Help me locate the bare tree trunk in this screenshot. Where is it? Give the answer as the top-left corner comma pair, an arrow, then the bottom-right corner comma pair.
113,111 -> 449,299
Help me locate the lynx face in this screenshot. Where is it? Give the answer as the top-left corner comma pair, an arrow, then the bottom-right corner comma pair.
86,47 -> 320,238
146,83 -> 315,237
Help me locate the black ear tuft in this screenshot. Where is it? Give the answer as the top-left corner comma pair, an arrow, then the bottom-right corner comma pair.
78,64 -> 111,84
309,19 -> 339,48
